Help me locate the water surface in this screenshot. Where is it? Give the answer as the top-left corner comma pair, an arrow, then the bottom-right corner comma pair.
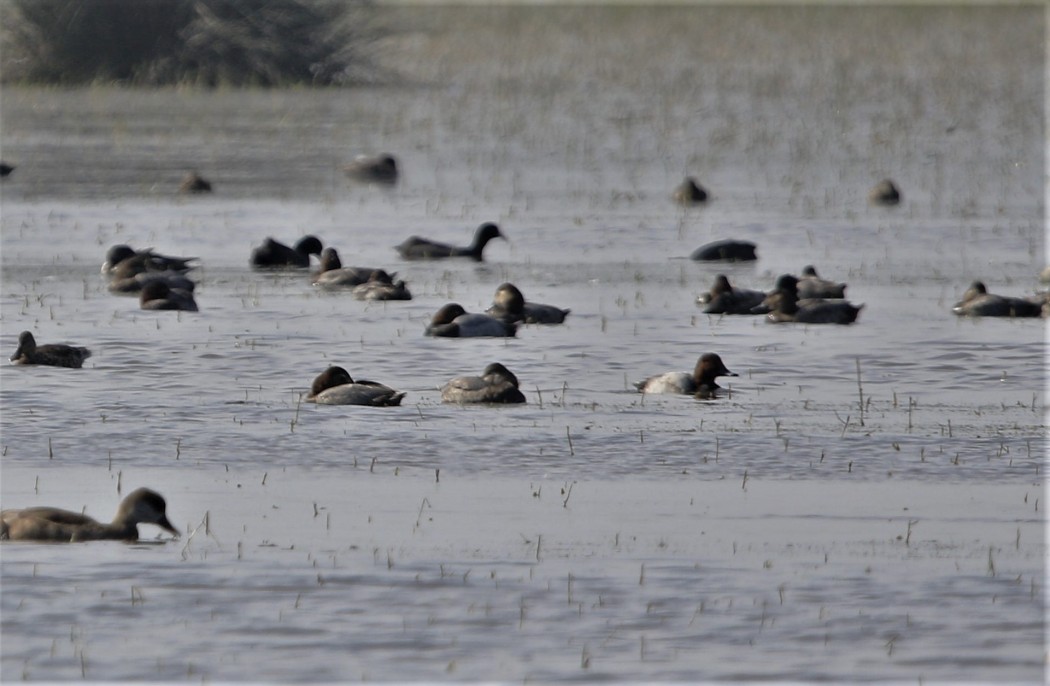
1,6 -> 1045,683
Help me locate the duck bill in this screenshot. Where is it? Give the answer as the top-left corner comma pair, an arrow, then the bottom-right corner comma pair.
158,516 -> 180,537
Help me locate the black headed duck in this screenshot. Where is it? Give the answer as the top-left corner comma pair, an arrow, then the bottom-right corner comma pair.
396,223 -> 505,261
690,239 -> 757,262
250,235 -> 324,269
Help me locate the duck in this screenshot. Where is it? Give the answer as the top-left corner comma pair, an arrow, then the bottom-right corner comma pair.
10,331 -> 91,368
352,274 -> 412,301
441,363 -> 526,404
343,154 -> 399,185
673,177 -> 708,205
250,235 -> 323,269
486,282 -> 570,324
951,281 -> 1043,318
697,275 -> 766,315
636,353 -> 737,399
395,222 -> 505,261
312,247 -> 390,289
1,162 -> 15,177
758,274 -> 863,324
178,171 -> 212,194
139,279 -> 198,311
690,239 -> 757,262
1,488 -> 179,542
102,244 -> 197,277
869,178 -> 900,206
108,271 -> 196,296
797,265 -> 847,299
305,366 -> 405,406
426,303 -> 517,338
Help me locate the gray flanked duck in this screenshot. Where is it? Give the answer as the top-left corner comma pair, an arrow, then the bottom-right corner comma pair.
757,274 -> 863,324
441,363 -> 527,404
250,235 -> 324,269
426,304 -> 516,338
396,223 -> 505,261
636,353 -> 737,399
486,283 -> 570,324
305,366 -> 405,406
108,272 -> 196,296
312,247 -> 392,289
951,281 -> 1044,318
797,265 -> 847,299
10,331 -> 91,368
352,274 -> 412,301
697,275 -> 766,315
343,154 -> 399,185
1,488 -> 179,542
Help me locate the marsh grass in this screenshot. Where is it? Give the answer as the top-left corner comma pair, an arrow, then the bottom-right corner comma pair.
1,0 -> 386,87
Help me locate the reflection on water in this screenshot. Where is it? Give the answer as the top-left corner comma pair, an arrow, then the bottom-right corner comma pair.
0,5 -> 1045,683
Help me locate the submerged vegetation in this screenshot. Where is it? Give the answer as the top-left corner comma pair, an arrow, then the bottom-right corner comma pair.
0,0 -> 384,86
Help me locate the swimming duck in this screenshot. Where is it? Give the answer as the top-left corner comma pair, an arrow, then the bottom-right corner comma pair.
426,304 -> 517,338
690,239 -> 757,262
312,247 -> 391,289
250,235 -> 324,269
352,274 -> 412,301
697,275 -> 766,315
178,171 -> 212,194
139,279 -> 198,311
10,331 -> 91,368
486,282 -> 570,324
1,488 -> 179,542
758,274 -> 863,324
305,366 -> 405,406
441,363 -> 527,404
673,177 -> 708,205
869,179 -> 900,206
636,353 -> 737,398
396,223 -> 505,261
797,265 -> 847,299
343,154 -> 399,185
102,244 -> 197,277
951,281 -> 1043,318
108,271 -> 196,296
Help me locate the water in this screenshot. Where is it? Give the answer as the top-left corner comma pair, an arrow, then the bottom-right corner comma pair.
1,6 -> 1046,683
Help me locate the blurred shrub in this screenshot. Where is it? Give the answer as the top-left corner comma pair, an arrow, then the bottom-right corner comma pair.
1,0 -> 383,86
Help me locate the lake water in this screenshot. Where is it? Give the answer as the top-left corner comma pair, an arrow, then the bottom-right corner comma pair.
0,5 -> 1046,683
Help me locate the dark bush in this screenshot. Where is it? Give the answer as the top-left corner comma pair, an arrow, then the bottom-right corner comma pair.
1,0 -> 383,86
